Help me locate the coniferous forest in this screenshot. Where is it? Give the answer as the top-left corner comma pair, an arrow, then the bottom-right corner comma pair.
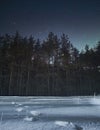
0,32 -> 100,96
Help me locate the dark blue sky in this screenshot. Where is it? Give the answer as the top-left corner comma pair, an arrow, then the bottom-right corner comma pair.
0,0 -> 100,50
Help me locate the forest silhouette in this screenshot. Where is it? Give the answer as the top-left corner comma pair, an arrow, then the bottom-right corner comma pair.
0,32 -> 100,96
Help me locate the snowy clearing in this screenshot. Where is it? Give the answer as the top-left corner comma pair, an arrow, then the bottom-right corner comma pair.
0,96 -> 100,130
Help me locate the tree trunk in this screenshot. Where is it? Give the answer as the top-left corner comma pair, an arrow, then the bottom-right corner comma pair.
9,63 -> 13,96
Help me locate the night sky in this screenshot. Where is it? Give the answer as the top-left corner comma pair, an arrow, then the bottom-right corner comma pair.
0,0 -> 100,50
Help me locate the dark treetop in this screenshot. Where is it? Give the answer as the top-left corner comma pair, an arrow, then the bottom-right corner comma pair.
0,0 -> 100,50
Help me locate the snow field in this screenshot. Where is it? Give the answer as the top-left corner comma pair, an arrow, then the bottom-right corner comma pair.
0,96 -> 100,130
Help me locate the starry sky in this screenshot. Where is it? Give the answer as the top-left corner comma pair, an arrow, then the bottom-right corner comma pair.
0,0 -> 100,50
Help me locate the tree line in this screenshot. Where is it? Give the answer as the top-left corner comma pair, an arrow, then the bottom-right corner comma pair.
0,32 -> 100,96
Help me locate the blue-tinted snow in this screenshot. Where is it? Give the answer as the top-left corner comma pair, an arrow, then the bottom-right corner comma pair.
0,96 -> 100,130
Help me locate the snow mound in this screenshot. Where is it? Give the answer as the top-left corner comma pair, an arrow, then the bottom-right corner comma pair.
24,106 -> 29,108
23,117 -> 33,122
30,111 -> 41,116
15,107 -> 23,112
55,121 -> 75,129
55,121 -> 69,127
17,103 -> 22,106
90,98 -> 100,105
11,102 -> 16,105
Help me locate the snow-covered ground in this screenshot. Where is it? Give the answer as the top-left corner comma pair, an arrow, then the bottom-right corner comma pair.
0,96 -> 100,130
